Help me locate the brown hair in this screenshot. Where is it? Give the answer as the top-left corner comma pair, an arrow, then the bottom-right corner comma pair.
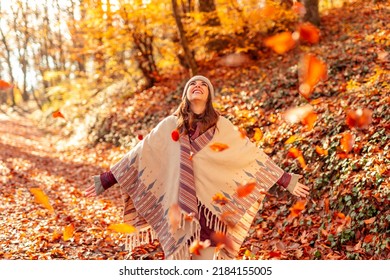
174,91 -> 219,135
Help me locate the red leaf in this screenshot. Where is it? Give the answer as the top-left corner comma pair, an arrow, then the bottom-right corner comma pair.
52,111 -> 65,119
298,22 -> 320,44
264,32 -> 297,54
236,180 -> 256,197
346,108 -> 373,129
0,80 -> 13,90
209,142 -> 229,152
171,130 -> 180,141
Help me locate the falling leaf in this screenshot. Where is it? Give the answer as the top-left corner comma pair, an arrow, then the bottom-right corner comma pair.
288,200 -> 306,218
210,231 -> 233,251
340,132 -> 355,153
212,193 -> 229,205
0,80 -> 13,90
298,22 -> 320,44
264,32 -> 297,54
364,217 -> 376,224
252,128 -> 263,141
299,54 -> 327,99
209,142 -> 229,152
52,111 -> 65,119
259,5 -> 276,17
184,212 -> 195,222
168,204 -> 181,232
189,151 -> 194,160
30,188 -> 54,212
283,104 -> 314,124
301,111 -> 317,130
171,130 -> 180,141
236,180 -> 256,197
63,224 -> 74,241
315,145 -> 328,156
346,108 -> 373,129
189,239 -> 211,256
292,1 -> 306,16
220,211 -> 236,227
236,127 -> 247,139
287,147 -> 307,169
108,223 -> 136,234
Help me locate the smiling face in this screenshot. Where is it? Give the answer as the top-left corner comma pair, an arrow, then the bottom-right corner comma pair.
186,79 -> 210,105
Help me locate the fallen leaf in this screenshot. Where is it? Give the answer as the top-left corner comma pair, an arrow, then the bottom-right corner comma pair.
209,142 -> 229,152
264,32 -> 297,54
363,217 -> 376,224
301,111 -> 317,130
315,145 -> 328,156
363,234 -> 374,243
108,223 -> 136,234
285,134 -> 303,145
236,180 -> 256,197
30,188 -> 54,212
252,128 -> 263,141
287,147 -> 307,169
63,224 -> 74,241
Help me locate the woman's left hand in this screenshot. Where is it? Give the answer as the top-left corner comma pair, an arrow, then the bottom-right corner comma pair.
291,182 -> 310,198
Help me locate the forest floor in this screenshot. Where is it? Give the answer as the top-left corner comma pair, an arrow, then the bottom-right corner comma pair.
0,0 -> 389,260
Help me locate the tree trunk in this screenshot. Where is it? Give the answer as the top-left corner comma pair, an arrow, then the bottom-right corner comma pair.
171,0 -> 198,76
303,0 -> 320,26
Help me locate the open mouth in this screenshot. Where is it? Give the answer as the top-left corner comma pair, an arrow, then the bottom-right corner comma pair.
192,90 -> 202,94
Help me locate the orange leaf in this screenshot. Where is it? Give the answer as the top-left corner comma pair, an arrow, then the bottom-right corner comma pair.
287,147 -> 307,169
285,134 -> 302,145
298,22 -> 320,44
324,197 -> 330,214
210,231 -> 233,251
30,188 -> 54,212
364,217 -> 376,224
301,111 -> 317,130
336,212 -> 345,219
108,223 -> 136,234
220,211 -> 236,228
0,80 -> 13,90
212,193 -> 229,206
315,145 -> 328,156
346,108 -> 373,129
252,128 -> 263,142
288,200 -> 306,218
52,110 -> 65,119
299,54 -> 327,99
259,5 -> 276,17
171,130 -> 180,141
63,224 -> 74,241
237,180 -> 256,197
264,32 -> 297,54
209,142 -> 229,152
168,204 -> 181,233
189,240 -> 211,256
340,132 -> 355,153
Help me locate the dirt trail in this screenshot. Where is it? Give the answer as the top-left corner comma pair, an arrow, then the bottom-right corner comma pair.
0,113 -> 127,259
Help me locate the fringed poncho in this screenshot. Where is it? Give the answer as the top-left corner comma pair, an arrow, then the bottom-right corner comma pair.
98,115 -> 299,259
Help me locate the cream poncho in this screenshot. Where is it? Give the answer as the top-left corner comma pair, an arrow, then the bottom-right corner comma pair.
110,115 -> 290,260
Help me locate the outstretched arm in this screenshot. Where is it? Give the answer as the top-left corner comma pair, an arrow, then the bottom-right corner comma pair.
84,171 -> 118,197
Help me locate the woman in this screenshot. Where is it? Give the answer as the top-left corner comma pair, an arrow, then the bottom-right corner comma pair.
85,75 -> 310,260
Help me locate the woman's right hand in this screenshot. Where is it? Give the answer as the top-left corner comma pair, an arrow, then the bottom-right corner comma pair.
85,182 -> 97,197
